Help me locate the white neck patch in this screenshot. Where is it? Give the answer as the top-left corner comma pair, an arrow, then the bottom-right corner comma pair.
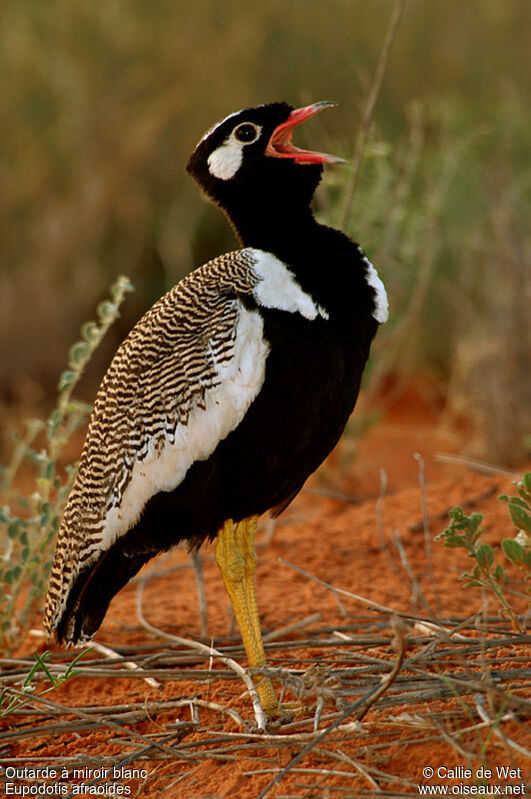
247,248 -> 329,321
358,248 -> 389,323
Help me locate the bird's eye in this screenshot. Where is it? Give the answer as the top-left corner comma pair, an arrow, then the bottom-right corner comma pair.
234,123 -> 260,143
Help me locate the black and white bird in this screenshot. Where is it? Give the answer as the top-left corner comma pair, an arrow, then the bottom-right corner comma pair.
44,101 -> 388,718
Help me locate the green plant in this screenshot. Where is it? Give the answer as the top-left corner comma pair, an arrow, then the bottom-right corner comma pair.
0,649 -> 89,719
0,275 -> 133,651
499,472 -> 531,586
436,473 -> 531,632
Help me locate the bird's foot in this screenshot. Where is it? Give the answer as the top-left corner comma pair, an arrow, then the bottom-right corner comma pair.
259,699 -> 307,731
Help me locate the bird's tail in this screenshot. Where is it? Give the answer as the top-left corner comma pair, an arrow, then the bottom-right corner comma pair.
44,536 -> 154,646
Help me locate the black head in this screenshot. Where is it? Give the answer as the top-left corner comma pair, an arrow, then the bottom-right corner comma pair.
186,102 -> 344,239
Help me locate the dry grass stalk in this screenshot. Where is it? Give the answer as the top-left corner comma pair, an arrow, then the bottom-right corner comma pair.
135,572 -> 268,731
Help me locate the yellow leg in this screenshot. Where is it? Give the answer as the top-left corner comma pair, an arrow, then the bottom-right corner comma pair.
215,516 -> 279,718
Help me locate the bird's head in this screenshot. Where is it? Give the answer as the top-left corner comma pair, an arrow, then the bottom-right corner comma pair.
186,102 -> 345,225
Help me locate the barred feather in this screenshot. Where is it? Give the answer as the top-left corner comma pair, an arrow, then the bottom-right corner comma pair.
44,249 -> 263,635
44,246 -> 325,637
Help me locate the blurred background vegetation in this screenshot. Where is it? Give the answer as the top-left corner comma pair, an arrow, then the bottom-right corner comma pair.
1,0 -> 530,465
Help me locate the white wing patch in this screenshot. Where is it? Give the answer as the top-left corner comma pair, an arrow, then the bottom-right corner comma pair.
100,307 -> 268,549
359,249 -> 389,323
248,249 -> 329,320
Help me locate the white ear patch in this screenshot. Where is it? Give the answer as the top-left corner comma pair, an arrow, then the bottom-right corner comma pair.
207,139 -> 244,180
207,124 -> 263,181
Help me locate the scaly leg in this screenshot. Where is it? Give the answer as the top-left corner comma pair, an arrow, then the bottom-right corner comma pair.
215,516 -> 279,718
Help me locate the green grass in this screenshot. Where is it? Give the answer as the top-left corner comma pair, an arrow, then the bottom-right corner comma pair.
436,472 -> 531,632
0,277 -> 132,652
319,90 -> 531,462
0,648 -> 89,719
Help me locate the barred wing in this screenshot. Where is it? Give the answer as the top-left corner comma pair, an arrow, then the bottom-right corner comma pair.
44,249 -> 267,635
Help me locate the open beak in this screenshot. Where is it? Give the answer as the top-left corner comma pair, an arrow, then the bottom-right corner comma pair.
265,101 -> 347,165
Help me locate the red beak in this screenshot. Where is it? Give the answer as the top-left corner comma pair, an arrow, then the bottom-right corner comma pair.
265,101 -> 347,165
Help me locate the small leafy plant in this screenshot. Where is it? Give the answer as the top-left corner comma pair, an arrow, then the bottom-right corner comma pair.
499,472 -> 531,587
0,276 -> 133,651
436,473 -> 531,632
0,649 -> 89,719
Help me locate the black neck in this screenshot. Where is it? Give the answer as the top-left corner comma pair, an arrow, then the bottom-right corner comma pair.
211,160 -> 325,263
227,203 -> 318,260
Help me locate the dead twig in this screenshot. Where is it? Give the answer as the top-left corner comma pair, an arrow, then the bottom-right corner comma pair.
407,484 -> 498,532
434,453 -> 521,479
256,617 -> 407,799
89,640 -> 162,690
474,693 -> 531,759
415,452 -> 442,616
391,527 -> 434,618
1,688 -> 185,761
340,0 -> 408,226
278,557 -> 398,615
135,574 -> 268,730
303,486 -> 362,505
320,747 -> 381,792
355,615 -> 408,723
188,549 -> 209,639
376,468 -> 407,586
168,697 -> 247,729
263,613 -> 321,642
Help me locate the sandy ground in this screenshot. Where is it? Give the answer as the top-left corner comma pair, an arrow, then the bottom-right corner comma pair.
1,380 -> 529,797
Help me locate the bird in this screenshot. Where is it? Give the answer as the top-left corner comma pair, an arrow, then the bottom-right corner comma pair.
44,101 -> 388,719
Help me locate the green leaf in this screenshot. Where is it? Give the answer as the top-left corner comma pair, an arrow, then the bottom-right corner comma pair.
499,495 -> 527,509
502,539 -> 525,565
97,300 -> 117,323
47,409 -> 63,438
8,522 -> 19,539
507,503 -> 531,534
110,276 -> 134,303
435,527 -> 460,544
475,543 -> 494,570
32,650 -> 54,683
57,370 -> 77,392
81,321 -> 100,344
68,340 -> 90,367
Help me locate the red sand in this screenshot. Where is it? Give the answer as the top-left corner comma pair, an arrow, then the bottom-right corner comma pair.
1,380 -> 529,797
